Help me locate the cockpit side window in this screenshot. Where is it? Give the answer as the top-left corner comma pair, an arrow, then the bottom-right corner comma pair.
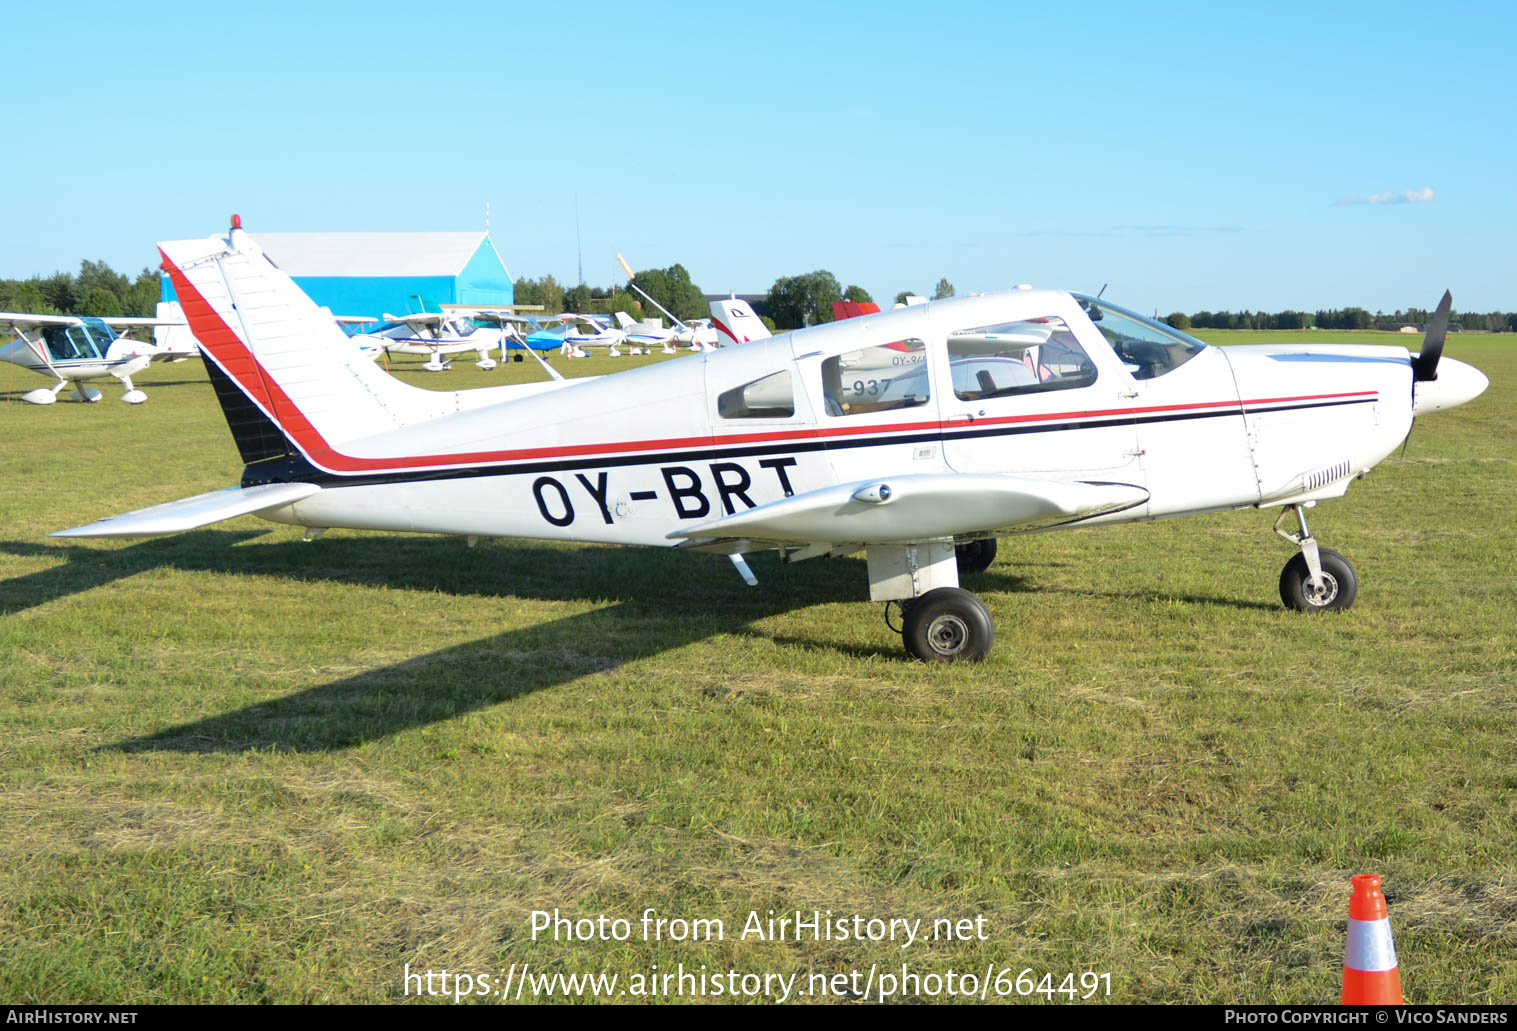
1076,297 -> 1206,379
41,325 -> 100,361
718,369 -> 795,419
946,317 -> 1096,400
819,339 -> 929,416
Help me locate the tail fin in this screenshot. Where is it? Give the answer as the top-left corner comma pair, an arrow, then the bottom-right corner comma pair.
151,300 -> 196,355
161,225 -> 457,474
709,297 -> 770,346
613,311 -> 637,330
831,300 -> 882,321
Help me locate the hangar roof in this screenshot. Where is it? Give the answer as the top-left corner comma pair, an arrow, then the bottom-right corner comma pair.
254,232 -> 495,278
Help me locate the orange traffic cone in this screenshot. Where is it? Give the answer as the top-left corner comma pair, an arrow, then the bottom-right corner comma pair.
1341,873 -> 1404,1004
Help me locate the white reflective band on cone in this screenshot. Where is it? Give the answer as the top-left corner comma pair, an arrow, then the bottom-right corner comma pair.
1345,917 -> 1398,972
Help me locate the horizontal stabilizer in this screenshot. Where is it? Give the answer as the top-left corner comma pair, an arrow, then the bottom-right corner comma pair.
51,483 -> 320,538
668,473 -> 1147,547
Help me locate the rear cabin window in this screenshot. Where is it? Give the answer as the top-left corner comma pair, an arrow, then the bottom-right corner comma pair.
946,317 -> 1096,400
717,369 -> 795,419
820,339 -> 929,416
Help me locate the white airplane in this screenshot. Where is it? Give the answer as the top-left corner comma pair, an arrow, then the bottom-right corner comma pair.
54,221 -> 1490,664
0,309 -> 192,404
560,314 -> 626,358
613,310 -> 678,353
358,303 -> 509,371
608,313 -> 717,355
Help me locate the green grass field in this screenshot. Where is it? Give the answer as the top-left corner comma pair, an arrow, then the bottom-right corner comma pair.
0,332 -> 1512,1004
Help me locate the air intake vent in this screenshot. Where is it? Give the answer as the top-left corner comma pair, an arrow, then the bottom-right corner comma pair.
1304,459 -> 1352,492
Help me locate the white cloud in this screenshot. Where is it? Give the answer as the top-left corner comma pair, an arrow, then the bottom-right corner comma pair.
1336,187 -> 1436,206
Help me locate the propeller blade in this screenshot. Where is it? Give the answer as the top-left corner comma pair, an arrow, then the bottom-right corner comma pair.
1412,290 -> 1452,382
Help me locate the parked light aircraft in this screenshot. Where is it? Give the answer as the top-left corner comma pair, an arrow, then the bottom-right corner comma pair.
614,311 -> 678,352
611,312 -> 718,354
525,315 -> 626,358
0,309 -> 192,404
54,221 -> 1490,663
357,297 -> 511,371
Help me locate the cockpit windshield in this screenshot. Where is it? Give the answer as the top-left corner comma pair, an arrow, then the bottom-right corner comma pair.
1074,295 -> 1207,379
40,322 -> 112,362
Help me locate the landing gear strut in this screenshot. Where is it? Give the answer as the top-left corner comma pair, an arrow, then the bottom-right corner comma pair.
1274,505 -> 1358,612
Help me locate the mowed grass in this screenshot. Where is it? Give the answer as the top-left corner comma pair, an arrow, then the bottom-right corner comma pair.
0,334 -> 1512,1004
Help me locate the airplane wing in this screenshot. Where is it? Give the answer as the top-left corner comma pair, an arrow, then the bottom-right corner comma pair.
0,313 -> 187,329
0,312 -> 83,330
51,483 -> 321,538
100,316 -> 187,328
469,310 -> 536,325
381,312 -> 446,330
667,473 -> 1147,550
332,315 -> 377,325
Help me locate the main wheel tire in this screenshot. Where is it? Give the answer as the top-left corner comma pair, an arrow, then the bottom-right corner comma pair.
1279,548 -> 1358,613
955,538 -> 998,575
901,587 -> 994,662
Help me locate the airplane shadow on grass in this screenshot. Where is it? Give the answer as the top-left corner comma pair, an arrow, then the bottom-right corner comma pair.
0,531 -> 1035,753
0,529 -> 1268,753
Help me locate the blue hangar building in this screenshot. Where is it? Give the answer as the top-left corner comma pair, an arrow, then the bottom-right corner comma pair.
160,231 -> 515,315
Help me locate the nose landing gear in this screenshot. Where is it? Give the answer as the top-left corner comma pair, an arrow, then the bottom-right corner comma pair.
1274,505 -> 1358,612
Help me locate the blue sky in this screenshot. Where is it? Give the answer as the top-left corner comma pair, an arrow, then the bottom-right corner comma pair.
4,0 -> 1513,313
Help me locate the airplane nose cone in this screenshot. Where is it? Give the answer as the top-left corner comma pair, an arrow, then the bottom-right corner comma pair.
1412,357 -> 1490,416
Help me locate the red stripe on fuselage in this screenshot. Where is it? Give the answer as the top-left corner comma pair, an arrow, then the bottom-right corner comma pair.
165,248 -> 1376,476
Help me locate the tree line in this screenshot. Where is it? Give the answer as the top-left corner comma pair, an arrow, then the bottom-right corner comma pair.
513,263 -> 711,324
8,258 -> 1515,335
1166,307 -> 1517,333
0,261 -> 162,318
513,266 -> 958,331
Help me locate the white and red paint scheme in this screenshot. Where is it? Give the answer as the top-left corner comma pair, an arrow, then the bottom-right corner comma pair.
55,222 -> 1489,661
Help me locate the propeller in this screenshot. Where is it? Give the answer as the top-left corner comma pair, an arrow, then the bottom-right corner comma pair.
1411,290 -> 1452,382
1400,289 -> 1454,458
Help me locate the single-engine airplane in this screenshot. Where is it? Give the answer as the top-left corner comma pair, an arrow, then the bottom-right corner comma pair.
53,221 -> 1490,662
0,309 -> 192,404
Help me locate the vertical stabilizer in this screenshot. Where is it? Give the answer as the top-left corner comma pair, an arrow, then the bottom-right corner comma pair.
709,297 -> 770,347
159,221 -> 460,469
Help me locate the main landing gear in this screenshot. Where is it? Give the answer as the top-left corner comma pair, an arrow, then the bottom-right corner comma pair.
893,588 -> 995,663
875,541 -> 997,663
1274,504 -> 1358,612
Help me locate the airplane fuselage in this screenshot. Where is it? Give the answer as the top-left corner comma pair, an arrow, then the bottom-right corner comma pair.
242,295 -> 1448,550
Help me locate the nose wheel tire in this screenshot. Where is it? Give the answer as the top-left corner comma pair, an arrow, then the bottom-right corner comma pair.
901,587 -> 994,662
955,538 -> 998,575
1279,548 -> 1358,613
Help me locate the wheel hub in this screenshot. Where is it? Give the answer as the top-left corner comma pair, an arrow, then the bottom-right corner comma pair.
926,614 -> 970,656
1304,571 -> 1340,607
